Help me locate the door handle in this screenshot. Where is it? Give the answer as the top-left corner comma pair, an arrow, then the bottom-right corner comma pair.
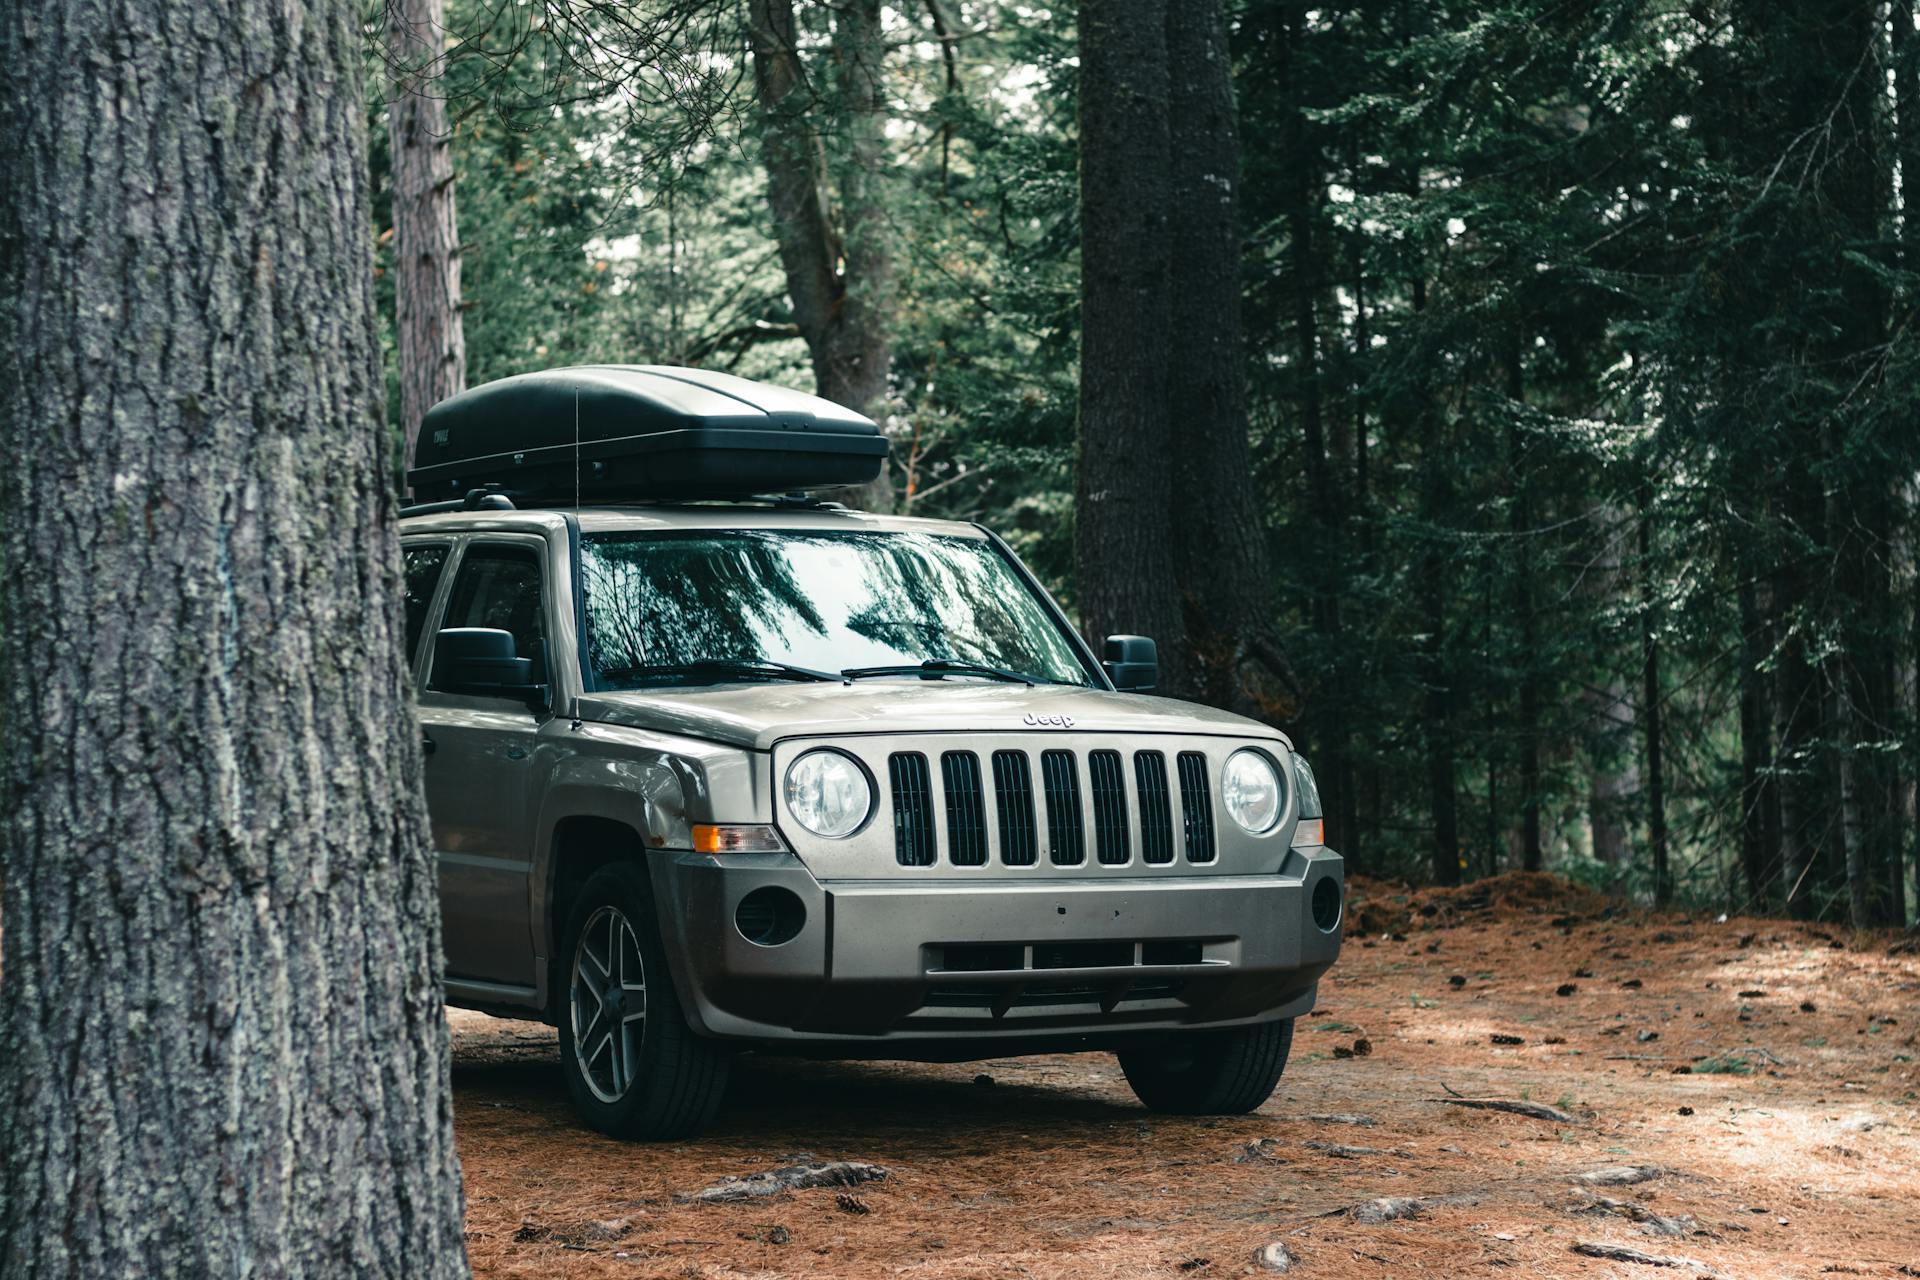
422,731 -> 436,756
506,745 -> 529,761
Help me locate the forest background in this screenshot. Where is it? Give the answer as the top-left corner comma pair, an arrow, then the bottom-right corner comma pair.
375,0 -> 1920,927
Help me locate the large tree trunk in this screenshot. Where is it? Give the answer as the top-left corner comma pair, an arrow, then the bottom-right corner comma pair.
1073,0 -> 1188,676
0,2 -> 468,1274
1164,0 -> 1299,721
387,0 -> 468,477
747,0 -> 895,511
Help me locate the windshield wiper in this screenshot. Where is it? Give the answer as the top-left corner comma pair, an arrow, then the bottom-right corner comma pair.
841,658 -> 1056,686
602,658 -> 841,685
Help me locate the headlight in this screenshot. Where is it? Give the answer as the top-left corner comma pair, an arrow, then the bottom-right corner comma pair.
783,749 -> 873,838
1222,749 -> 1284,834
1292,754 -> 1323,819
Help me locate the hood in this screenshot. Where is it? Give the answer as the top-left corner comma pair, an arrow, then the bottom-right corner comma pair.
575,679 -> 1289,752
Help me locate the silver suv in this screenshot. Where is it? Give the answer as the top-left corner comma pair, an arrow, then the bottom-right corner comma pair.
402,367 -> 1343,1139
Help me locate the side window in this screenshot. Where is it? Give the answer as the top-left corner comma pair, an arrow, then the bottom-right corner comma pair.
402,543 -> 451,662
435,543 -> 547,688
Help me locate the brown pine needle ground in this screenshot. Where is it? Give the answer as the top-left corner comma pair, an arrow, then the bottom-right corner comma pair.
452,874 -> 1920,1278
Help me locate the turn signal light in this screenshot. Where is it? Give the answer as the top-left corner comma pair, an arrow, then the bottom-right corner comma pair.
1291,818 -> 1325,848
692,824 -> 786,855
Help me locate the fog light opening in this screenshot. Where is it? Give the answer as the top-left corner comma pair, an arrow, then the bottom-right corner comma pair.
734,886 -> 806,947
1310,877 -> 1343,933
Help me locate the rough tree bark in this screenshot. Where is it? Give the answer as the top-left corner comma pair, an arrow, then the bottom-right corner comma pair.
1073,0 -> 1188,678
747,0 -> 895,510
0,2 -> 468,1275
1165,0 -> 1297,720
387,0 -> 468,476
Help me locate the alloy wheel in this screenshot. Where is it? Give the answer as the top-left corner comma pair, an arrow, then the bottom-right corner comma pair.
569,905 -> 648,1103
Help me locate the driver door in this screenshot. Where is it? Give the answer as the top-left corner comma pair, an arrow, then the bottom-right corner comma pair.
419,537 -> 550,989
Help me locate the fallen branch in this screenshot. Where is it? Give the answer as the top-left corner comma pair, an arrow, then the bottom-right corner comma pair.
1571,1241 -> 1724,1276
1570,1165 -> 1664,1187
686,1160 -> 888,1204
1429,1097 -> 1580,1124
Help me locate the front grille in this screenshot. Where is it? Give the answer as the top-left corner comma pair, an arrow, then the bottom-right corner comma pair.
1178,751 -> 1216,863
991,750 -> 1038,866
1088,750 -> 1130,864
1041,750 -> 1085,866
890,752 -> 937,866
879,744 -> 1226,871
941,751 -> 988,866
1135,751 -> 1175,864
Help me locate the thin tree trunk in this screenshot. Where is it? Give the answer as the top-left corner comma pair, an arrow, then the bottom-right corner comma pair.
1420,455 -> 1460,886
0,1 -> 467,1275
1639,512 -> 1670,906
1074,0 -> 1188,678
1737,574 -> 1780,909
1584,507 -> 1638,866
1774,547 -> 1820,918
1506,337 -> 1543,871
747,0 -> 895,511
387,0 -> 467,477
1421,555 -> 1461,886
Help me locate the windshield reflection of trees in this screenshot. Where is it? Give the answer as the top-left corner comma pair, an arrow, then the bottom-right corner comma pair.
581,531 -> 1087,686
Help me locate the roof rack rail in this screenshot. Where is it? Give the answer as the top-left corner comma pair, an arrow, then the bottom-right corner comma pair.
756,492 -> 848,511
399,485 -> 517,519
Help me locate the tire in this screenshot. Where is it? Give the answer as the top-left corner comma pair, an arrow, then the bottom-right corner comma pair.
1117,1018 -> 1295,1115
557,862 -> 731,1140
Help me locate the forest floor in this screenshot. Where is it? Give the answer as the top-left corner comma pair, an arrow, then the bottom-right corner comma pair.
450,873 -> 1920,1280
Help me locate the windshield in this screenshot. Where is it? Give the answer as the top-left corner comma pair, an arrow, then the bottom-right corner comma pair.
578,529 -> 1096,689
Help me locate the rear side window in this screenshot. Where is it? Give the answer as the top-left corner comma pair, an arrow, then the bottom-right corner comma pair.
402,543 -> 450,660
437,543 -> 547,685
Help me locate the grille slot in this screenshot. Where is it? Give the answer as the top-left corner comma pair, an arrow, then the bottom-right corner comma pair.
941,751 -> 988,866
991,750 -> 1039,866
1177,751 -> 1216,863
1088,749 -> 1130,865
1134,751 -> 1175,864
889,752 -> 937,866
1041,750 -> 1085,865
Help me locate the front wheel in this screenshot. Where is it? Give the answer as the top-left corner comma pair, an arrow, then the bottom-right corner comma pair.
1118,1018 -> 1295,1115
558,863 -> 731,1140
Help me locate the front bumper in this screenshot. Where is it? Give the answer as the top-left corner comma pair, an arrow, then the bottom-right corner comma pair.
645,847 -> 1343,1049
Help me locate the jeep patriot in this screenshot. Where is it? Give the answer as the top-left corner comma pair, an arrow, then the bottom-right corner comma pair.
403,365 -> 1343,1139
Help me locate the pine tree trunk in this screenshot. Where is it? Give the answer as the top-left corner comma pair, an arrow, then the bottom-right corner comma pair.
1420,465 -> 1460,887
1583,506 -> 1638,866
1074,0 -> 1188,676
1737,575 -> 1780,910
388,0 -> 467,476
0,2 -> 468,1275
1164,0 -> 1299,723
1506,338 -> 1543,872
747,0 -> 894,511
1639,513 -> 1670,906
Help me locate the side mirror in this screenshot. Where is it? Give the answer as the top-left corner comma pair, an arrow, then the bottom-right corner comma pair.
432,627 -> 543,702
1102,634 -> 1158,693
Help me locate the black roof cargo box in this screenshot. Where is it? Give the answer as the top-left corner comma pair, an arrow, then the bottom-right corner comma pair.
406,365 -> 887,502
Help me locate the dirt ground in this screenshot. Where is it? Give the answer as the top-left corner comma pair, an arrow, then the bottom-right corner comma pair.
451,874 -> 1920,1279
